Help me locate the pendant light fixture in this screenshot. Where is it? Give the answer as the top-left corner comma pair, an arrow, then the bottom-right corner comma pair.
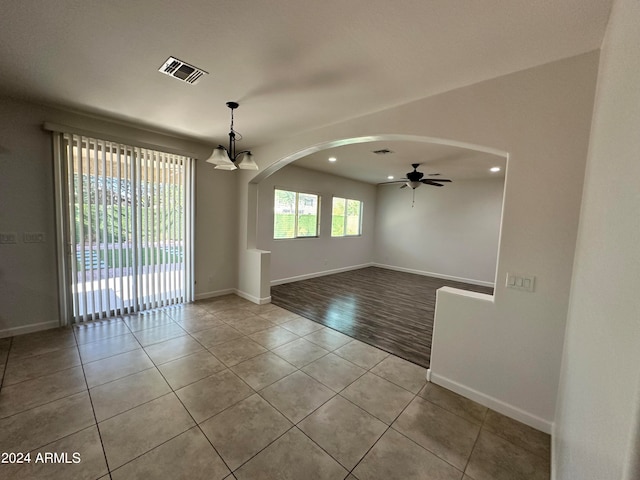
205,101 -> 258,170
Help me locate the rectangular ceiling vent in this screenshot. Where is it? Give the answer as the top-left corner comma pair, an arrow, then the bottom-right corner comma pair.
158,56 -> 208,85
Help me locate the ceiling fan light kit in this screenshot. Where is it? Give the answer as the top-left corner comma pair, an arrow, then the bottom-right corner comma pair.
205,101 -> 258,171
379,163 -> 452,207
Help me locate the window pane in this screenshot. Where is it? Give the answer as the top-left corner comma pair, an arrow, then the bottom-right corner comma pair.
332,197 -> 346,237
346,199 -> 361,235
297,193 -> 318,237
274,189 -> 296,239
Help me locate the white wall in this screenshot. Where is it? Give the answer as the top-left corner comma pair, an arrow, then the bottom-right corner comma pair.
241,51 -> 599,430
553,0 -> 640,477
374,178 -> 504,285
256,164 -> 376,282
0,97 -> 238,336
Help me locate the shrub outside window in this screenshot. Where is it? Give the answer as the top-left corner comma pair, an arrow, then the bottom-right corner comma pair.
332,197 -> 362,237
274,189 -> 319,239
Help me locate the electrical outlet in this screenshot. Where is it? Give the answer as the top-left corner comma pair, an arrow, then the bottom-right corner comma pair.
506,273 -> 535,292
0,232 -> 17,244
23,232 -> 46,243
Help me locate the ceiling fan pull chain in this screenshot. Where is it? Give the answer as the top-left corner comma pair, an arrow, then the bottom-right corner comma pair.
412,189 -> 416,208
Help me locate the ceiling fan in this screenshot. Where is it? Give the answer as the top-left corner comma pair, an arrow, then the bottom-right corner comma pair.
380,163 -> 452,189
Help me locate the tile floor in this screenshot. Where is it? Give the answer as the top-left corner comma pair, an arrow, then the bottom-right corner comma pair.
0,295 -> 550,480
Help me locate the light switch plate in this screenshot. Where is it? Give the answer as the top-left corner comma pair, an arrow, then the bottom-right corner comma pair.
0,232 -> 18,244
506,273 -> 535,292
23,232 -> 46,243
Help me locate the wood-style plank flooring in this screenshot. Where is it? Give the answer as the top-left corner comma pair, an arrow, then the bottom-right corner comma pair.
271,267 -> 493,368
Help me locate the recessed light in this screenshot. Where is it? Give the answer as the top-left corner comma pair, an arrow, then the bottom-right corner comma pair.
387,175 -> 394,180
328,157 -> 337,162
490,167 -> 501,173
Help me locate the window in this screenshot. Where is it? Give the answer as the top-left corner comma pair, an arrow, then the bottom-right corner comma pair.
274,189 -> 319,239
332,197 -> 362,236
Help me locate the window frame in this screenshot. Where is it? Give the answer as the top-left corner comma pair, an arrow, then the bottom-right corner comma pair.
331,196 -> 363,237
273,187 -> 321,240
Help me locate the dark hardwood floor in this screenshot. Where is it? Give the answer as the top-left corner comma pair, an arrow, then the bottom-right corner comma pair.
270,266 -> 493,368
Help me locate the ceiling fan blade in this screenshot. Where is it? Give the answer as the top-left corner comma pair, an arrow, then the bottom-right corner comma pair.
378,179 -> 409,185
421,179 -> 451,183
400,184 -> 408,189
423,182 -> 444,187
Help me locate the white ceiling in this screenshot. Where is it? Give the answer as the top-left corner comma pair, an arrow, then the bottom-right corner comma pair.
0,0 -> 611,180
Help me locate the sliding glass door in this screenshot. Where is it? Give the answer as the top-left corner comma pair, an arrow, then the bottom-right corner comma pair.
52,132 -> 195,324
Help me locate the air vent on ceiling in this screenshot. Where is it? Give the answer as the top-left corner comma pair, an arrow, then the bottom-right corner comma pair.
158,56 -> 208,85
372,149 -> 393,155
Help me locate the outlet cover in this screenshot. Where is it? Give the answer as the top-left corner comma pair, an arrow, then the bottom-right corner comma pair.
0,232 -> 18,244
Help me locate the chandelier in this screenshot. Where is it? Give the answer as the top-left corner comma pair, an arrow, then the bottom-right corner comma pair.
205,101 -> 258,170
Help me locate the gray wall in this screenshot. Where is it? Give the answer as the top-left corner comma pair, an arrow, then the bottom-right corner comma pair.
374,178 -> 504,285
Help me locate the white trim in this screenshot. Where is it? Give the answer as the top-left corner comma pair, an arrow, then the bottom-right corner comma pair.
429,371 -> 552,434
235,290 -> 272,305
194,288 -> 236,301
271,263 -> 374,286
0,320 -> 60,339
373,263 -> 495,288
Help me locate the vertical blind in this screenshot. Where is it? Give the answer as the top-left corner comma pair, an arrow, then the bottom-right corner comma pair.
52,131 -> 195,324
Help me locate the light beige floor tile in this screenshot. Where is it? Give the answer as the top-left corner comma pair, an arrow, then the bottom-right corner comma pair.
10,329 -> 77,359
99,393 -> 195,470
77,333 -> 140,364
209,337 -> 268,367
3,346 -> 80,385
370,355 -> 427,394
1,425 -> 108,480
122,311 -> 174,332
174,314 -> 225,333
158,350 -> 226,390
225,316 -> 276,335
74,318 -> 131,345
200,394 -> 292,470
393,396 -> 480,470
465,430 -> 550,480
241,302 -> 280,315
234,427 -> 347,480
191,325 -> 244,348
303,327 -> 353,351
418,383 -> 487,425
90,368 -> 170,421
176,369 -> 253,423
84,349 -> 154,388
302,353 -> 366,392
353,428 -> 462,480
333,340 -> 389,369
260,370 -> 335,423
111,427 -> 229,480
255,306 -> 302,325
0,391 -> 94,453
0,366 -> 86,418
143,335 -> 203,365
164,305 -> 210,323
483,409 -> 551,460
132,322 -> 187,347
279,317 -> 324,336
341,372 -> 414,424
299,396 -> 387,469
230,352 -> 297,390
216,308 -> 257,323
272,338 -> 329,368
248,326 -> 299,349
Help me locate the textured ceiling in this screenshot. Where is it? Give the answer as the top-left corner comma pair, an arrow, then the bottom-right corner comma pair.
0,0 -> 611,179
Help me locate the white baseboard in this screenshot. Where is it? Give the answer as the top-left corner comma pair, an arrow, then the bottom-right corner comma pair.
235,290 -> 272,305
194,288 -> 236,301
271,263 -> 373,286
0,320 -> 60,339
429,371 -> 552,434
373,263 -> 495,288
